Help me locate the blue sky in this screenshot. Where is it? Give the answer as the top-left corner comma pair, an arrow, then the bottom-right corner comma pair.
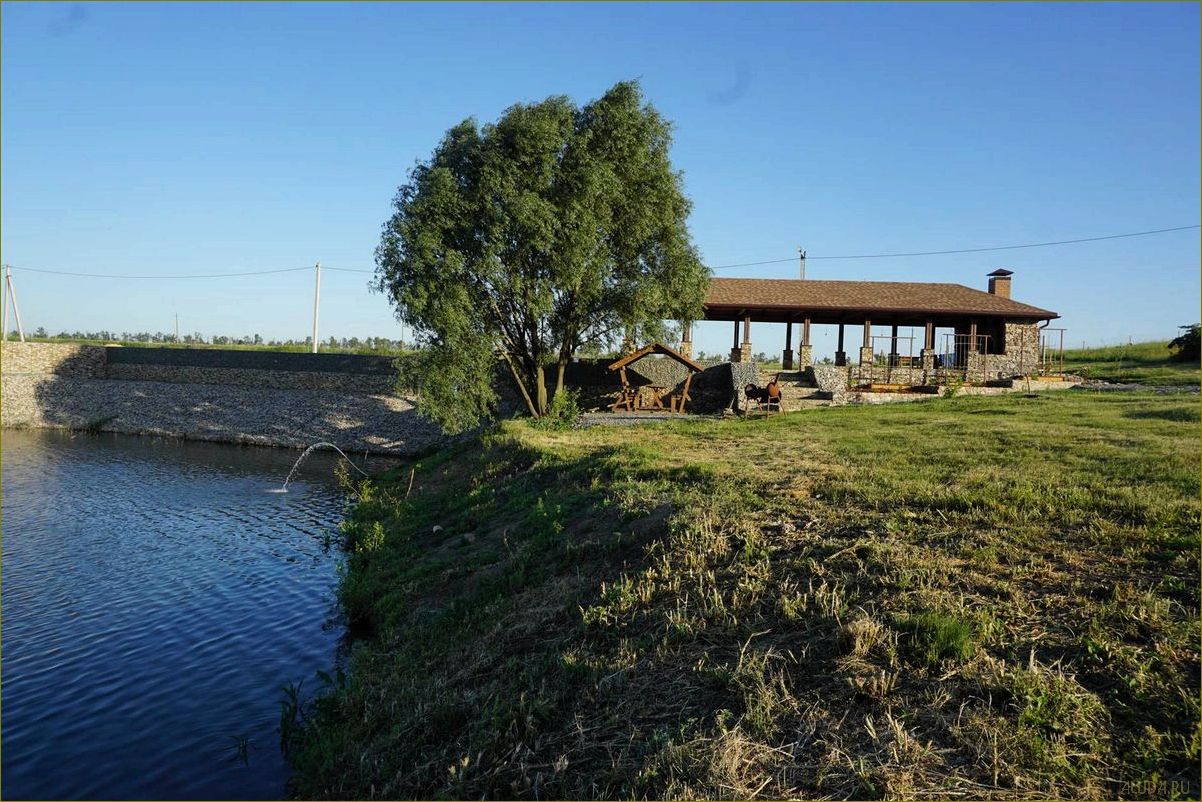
2,1 -> 1198,357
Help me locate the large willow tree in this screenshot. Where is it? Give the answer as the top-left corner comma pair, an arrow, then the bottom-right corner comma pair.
375,81 -> 709,432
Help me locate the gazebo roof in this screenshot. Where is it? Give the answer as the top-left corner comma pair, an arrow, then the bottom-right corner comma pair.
704,278 -> 1057,322
608,342 -> 704,373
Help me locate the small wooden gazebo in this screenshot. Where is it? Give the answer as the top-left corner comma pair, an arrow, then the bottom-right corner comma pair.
607,342 -> 704,413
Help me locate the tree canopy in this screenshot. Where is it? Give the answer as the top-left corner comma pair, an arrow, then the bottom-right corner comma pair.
1169,324 -> 1200,363
375,81 -> 709,432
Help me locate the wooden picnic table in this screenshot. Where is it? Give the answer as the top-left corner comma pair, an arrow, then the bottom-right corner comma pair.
607,343 -> 703,415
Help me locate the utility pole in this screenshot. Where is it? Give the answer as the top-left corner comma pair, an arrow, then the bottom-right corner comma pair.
311,261 -> 321,353
798,247 -> 806,280
3,264 -> 25,342
174,313 -> 179,343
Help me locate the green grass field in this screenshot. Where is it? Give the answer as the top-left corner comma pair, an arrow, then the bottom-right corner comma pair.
1062,340 -> 1199,386
9,336 -> 411,356
288,391 -> 1200,800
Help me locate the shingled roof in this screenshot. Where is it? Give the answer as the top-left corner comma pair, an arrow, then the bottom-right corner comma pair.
704,278 -> 1057,320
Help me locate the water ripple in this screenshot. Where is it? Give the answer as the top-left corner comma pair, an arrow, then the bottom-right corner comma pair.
1,430 -> 365,800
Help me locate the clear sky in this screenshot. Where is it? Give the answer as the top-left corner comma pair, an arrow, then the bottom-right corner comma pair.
2,1 -> 1198,358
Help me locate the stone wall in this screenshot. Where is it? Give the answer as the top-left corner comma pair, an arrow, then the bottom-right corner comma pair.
1,342 -> 107,377
811,365 -> 851,405
0,343 -> 439,455
991,321 -> 1043,378
1,374 -> 445,455
103,363 -> 395,393
103,345 -> 398,391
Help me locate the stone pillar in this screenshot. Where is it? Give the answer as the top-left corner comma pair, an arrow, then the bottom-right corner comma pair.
967,349 -> 986,381
920,349 -> 936,383
859,321 -> 874,367
741,316 -> 752,362
679,320 -> 692,359
731,317 -> 752,363
782,321 -> 794,370
799,344 -> 813,367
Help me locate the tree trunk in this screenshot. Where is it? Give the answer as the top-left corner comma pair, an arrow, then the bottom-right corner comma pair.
554,358 -> 568,400
500,350 -> 539,418
535,364 -> 548,415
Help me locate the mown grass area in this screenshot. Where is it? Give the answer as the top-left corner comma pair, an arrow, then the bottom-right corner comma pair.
1062,341 -> 1199,386
288,391 -> 1200,800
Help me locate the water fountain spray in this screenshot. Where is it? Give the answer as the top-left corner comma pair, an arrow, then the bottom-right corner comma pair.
271,442 -> 372,493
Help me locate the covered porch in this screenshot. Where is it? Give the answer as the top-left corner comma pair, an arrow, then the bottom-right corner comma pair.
679,272 -> 1061,385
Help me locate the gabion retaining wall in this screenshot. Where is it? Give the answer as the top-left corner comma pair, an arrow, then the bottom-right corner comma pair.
1,342 -> 107,377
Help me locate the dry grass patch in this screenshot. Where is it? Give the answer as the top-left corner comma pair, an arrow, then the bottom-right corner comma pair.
289,391 -> 1199,799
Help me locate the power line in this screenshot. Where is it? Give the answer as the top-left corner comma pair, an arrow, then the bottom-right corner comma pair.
707,224 -> 1202,270
6,223 -> 1198,278
8,265 -> 314,279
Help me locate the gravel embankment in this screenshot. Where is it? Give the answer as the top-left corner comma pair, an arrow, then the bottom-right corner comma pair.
1,374 -> 448,455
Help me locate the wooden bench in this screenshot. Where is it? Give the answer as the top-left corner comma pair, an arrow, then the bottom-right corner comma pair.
665,372 -> 695,413
610,382 -> 638,412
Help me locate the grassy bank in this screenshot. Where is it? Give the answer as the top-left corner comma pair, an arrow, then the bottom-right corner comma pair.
288,391 -> 1199,799
1062,341 -> 1199,386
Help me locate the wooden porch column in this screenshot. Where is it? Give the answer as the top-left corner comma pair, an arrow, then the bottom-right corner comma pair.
835,323 -> 846,366
924,321 -> 935,351
889,324 -> 899,366
969,320 -> 979,352
731,316 -> 752,363
679,320 -> 693,359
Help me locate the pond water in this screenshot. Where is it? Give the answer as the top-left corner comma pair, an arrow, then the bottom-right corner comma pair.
1,429 -> 364,800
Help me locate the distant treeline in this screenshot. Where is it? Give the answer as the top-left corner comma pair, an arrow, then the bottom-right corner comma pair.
7,329 -> 412,355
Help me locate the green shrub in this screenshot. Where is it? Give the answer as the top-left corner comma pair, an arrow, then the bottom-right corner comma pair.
534,389 -> 582,430
1168,324 -> 1200,363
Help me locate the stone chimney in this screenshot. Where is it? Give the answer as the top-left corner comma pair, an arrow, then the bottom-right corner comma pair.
987,268 -> 1013,299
